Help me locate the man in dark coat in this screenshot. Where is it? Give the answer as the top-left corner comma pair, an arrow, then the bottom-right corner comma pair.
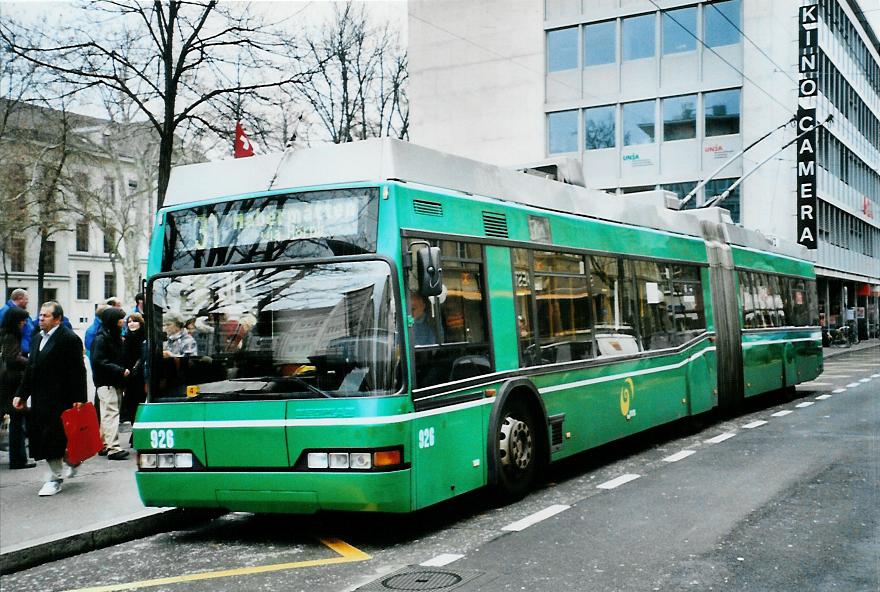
14,302 -> 87,496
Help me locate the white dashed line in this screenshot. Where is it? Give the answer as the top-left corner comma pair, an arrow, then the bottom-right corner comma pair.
846,382 -> 860,388
663,450 -> 696,463
815,394 -> 832,400
832,388 -> 846,394
501,504 -> 570,532
742,420 -> 768,429
421,554 -> 464,567
859,378 -> 871,383
597,474 -> 641,490
705,432 -> 736,444
798,381 -> 832,387
771,410 -> 793,417
795,402 -> 814,408
872,374 -> 880,379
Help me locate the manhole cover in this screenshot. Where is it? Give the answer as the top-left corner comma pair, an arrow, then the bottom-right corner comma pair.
382,570 -> 462,590
356,567 -> 492,592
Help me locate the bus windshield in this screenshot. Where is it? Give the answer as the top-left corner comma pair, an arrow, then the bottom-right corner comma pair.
149,260 -> 401,401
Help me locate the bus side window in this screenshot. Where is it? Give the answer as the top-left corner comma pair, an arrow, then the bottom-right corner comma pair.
406,238 -> 493,388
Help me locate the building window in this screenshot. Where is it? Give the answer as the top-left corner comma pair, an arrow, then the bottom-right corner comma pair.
585,105 -> 616,150
548,110 -> 578,154
104,272 -> 116,300
76,221 -> 89,252
548,27 -> 578,72
584,20 -> 615,66
623,100 -> 655,146
43,288 -> 57,302
9,238 -> 25,272
663,6 -> 697,54
77,271 -> 90,300
42,241 -> 55,273
104,177 -> 115,201
127,179 -> 138,194
662,94 -> 697,141
103,228 -> 115,253
704,88 -> 741,136
705,178 -> 740,223
704,0 -> 741,48
622,13 -> 655,61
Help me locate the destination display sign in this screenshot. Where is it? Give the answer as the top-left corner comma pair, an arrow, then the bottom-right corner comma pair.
163,188 -> 379,271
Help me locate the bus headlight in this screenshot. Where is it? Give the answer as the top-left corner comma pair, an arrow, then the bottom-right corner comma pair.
158,453 -> 175,468
174,453 -> 194,468
307,452 -> 329,469
349,452 -> 372,470
138,453 -> 157,469
297,447 -> 403,471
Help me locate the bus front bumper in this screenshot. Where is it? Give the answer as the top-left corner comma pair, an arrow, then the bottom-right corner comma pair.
135,469 -> 412,514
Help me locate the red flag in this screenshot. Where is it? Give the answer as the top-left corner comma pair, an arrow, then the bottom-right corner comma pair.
234,121 -> 254,158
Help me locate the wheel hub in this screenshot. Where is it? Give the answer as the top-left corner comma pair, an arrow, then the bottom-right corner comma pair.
499,416 -> 533,470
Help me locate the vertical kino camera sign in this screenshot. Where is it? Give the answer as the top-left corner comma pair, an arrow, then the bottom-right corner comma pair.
797,3 -> 818,249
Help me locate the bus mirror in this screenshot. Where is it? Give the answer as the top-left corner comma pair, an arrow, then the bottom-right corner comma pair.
416,246 -> 443,297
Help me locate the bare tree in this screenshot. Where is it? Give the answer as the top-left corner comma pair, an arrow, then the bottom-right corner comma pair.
1,0 -> 313,211
299,2 -> 408,144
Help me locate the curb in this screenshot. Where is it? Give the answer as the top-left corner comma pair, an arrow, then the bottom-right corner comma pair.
0,507 -> 222,575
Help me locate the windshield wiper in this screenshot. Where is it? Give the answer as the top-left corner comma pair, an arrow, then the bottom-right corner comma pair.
262,376 -> 334,398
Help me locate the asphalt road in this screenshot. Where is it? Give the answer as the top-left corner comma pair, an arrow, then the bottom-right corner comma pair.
1,347 -> 877,592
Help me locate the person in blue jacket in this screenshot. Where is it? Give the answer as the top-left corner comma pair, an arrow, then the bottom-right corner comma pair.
0,289 -> 36,354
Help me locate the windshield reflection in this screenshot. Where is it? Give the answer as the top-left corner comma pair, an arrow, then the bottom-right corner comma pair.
150,261 -> 401,400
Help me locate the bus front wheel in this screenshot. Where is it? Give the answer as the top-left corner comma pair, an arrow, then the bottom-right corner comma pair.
492,396 -> 540,500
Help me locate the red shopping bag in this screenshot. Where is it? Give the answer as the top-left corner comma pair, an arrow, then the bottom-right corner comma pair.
62,402 -> 104,465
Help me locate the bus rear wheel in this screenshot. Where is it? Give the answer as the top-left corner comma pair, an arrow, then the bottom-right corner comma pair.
493,397 -> 540,500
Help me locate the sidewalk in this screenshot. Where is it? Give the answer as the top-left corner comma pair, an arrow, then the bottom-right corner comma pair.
822,337 -> 880,359
0,423 -> 191,575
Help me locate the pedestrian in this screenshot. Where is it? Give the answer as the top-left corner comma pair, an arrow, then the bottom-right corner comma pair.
13,302 -> 87,496
121,312 -> 146,424
1,306 -> 35,469
0,288 -> 36,355
84,303 -> 109,358
91,306 -> 130,460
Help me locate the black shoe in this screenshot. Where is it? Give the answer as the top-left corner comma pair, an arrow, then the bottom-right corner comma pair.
98,447 -> 108,456
10,462 -> 37,469
107,450 -> 130,461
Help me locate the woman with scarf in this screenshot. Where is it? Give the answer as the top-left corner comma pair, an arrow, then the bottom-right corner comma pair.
91,307 -> 129,460
121,312 -> 146,425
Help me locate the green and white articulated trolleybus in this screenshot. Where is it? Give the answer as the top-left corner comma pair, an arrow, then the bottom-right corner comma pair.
134,139 -> 822,513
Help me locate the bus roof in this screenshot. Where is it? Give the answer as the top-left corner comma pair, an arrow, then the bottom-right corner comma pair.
165,138 -> 812,263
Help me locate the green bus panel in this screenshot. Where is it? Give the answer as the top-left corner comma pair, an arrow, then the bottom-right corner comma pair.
731,247 -> 815,278
136,469 -> 412,513
741,330 -> 823,397
412,401 -> 488,510
392,184 -> 708,264
485,246 -> 518,372
204,401 -> 288,467
133,403 -> 206,466
529,344 -> 713,459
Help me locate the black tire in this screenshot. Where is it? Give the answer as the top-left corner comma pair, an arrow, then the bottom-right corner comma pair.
491,396 -> 541,501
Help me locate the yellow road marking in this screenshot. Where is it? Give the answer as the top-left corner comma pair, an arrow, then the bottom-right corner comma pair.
64,538 -> 370,592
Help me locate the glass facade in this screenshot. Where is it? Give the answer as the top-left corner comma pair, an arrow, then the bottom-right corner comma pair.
548,27 -> 578,72
662,95 -> 697,141
622,100 -> 655,146
622,14 -> 655,61
585,105 -> 615,150
584,20 -> 615,66
663,6 -> 697,54
704,0 -> 742,47
704,89 -> 740,136
548,110 -> 578,154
